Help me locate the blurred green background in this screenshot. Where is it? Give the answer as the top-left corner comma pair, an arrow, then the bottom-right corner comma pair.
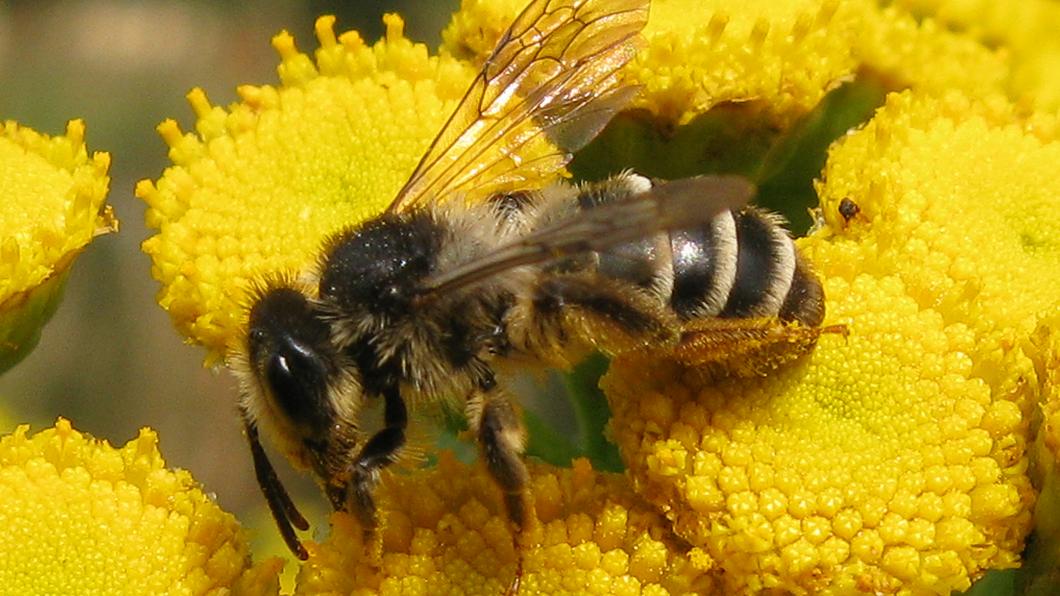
0,0 -> 458,549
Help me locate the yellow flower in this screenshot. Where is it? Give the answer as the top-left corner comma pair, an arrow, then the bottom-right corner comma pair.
0,419 -> 281,595
442,0 -> 1007,127
137,2 -> 1060,593
890,0 -> 1060,111
0,119 -> 116,372
605,89 -> 1060,593
296,452 -> 711,595
136,16 -> 480,364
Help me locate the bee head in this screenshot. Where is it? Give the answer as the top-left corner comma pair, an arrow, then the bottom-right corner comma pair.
245,286 -> 346,443
318,213 -> 442,323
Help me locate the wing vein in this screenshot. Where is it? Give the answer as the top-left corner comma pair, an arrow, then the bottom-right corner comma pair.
385,0 -> 649,213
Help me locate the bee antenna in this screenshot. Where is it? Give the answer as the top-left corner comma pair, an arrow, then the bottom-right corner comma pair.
242,414 -> 310,559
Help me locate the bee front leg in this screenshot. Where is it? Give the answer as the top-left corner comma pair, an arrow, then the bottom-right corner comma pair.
337,384 -> 408,532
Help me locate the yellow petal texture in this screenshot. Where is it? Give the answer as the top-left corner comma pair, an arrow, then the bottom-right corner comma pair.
892,0 -> 1060,110
137,16 -> 477,362
295,453 -> 711,595
0,119 -> 115,372
442,0 -> 1006,127
0,418 -> 281,595
605,89 -> 1060,594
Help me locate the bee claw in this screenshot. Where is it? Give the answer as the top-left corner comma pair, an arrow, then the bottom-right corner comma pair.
505,547 -> 523,596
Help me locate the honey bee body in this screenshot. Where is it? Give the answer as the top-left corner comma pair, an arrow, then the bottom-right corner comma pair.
230,0 -> 831,572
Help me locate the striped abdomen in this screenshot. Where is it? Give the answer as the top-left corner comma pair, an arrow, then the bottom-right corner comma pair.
581,180 -> 825,329
665,208 -> 824,327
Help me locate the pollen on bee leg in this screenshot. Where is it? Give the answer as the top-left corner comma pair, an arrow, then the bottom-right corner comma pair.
672,317 -> 830,377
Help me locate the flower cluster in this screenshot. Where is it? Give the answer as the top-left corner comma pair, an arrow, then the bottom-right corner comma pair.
297,453 -> 712,595
0,419 -> 281,595
132,0 -> 1060,592
1,0 -> 1057,593
606,90 -> 1060,592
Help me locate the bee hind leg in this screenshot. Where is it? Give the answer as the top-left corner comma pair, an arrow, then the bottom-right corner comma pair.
672,317 -> 846,378
529,275 -> 679,357
466,375 -> 529,593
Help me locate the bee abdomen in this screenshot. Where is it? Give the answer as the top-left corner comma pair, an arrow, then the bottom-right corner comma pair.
715,208 -> 797,319
572,175 -> 823,328
669,211 -> 738,319
669,207 -> 823,326
778,253 -> 825,327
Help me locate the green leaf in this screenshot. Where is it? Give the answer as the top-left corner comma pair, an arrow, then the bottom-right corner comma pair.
523,407 -> 580,467
563,353 -> 623,472
960,569 -> 1017,596
0,269 -> 71,375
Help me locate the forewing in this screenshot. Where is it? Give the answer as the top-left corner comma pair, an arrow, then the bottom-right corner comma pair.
420,176 -> 757,297
386,0 -> 649,213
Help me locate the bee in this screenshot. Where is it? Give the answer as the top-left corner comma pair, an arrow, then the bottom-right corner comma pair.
230,0 -> 832,570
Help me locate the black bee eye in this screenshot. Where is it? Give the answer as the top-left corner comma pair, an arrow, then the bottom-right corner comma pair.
264,337 -> 332,432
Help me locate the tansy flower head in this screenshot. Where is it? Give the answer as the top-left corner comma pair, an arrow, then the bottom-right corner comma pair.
442,0 -> 1007,129
605,89 -> 1060,594
296,452 -> 712,595
0,419 -> 281,595
0,119 -> 115,373
137,15 -> 478,363
890,0 -> 1060,111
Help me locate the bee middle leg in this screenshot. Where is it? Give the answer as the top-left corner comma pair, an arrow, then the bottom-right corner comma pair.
466,374 -> 530,594
334,384 -> 408,531
467,375 -> 530,528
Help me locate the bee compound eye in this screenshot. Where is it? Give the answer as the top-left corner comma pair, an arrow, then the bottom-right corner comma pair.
263,339 -> 332,430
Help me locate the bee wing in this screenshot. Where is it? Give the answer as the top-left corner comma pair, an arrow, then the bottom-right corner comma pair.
420,176 -> 756,297
385,0 -> 649,214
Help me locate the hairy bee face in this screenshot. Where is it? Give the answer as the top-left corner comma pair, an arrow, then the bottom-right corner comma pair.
242,285 -> 364,482
246,287 -> 339,439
